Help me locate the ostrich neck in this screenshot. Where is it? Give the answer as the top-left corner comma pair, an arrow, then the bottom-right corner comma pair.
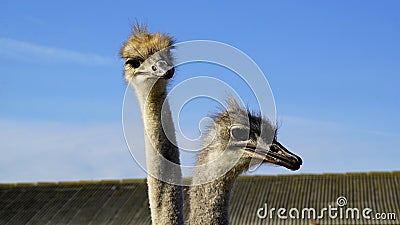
189,165 -> 238,225
133,81 -> 180,165
133,81 -> 184,225
142,90 -> 178,161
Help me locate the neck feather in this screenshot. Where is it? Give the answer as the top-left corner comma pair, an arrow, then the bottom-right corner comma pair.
189,163 -> 239,225
189,147 -> 240,225
133,80 -> 184,225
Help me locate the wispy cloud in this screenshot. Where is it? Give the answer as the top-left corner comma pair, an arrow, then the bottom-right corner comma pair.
0,119 -> 145,183
0,38 -> 116,66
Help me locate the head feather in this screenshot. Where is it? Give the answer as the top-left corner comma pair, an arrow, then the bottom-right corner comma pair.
120,23 -> 175,60
207,96 -> 277,142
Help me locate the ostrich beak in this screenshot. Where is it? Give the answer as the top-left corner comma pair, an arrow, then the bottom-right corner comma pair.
163,67 -> 175,79
135,60 -> 175,79
244,140 -> 302,171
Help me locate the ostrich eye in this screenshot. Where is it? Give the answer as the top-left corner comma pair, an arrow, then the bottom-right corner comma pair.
125,59 -> 140,68
230,127 -> 249,141
151,65 -> 157,71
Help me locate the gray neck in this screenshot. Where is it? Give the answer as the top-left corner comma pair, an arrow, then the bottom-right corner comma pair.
133,80 -> 184,225
189,159 -> 239,225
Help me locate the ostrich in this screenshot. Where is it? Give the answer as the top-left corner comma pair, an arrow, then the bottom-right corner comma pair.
120,25 -> 184,225
189,98 -> 302,225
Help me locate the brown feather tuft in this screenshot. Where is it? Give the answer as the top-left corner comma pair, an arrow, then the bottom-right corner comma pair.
120,23 -> 174,60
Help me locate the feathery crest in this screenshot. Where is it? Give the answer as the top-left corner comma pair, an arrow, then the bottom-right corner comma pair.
210,97 -> 277,136
120,24 -> 174,60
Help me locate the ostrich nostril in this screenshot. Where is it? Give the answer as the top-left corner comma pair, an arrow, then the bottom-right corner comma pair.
270,145 -> 279,153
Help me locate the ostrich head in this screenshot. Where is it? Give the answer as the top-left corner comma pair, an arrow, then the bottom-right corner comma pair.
120,25 -> 175,92
196,98 -> 302,182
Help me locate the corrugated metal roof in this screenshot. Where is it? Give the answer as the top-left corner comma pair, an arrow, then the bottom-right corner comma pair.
0,172 -> 399,225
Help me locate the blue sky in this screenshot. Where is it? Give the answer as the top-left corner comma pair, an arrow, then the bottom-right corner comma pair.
0,1 -> 399,183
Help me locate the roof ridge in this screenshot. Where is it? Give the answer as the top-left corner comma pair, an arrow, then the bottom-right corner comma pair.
1,171 -> 398,186
0,179 -> 145,187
